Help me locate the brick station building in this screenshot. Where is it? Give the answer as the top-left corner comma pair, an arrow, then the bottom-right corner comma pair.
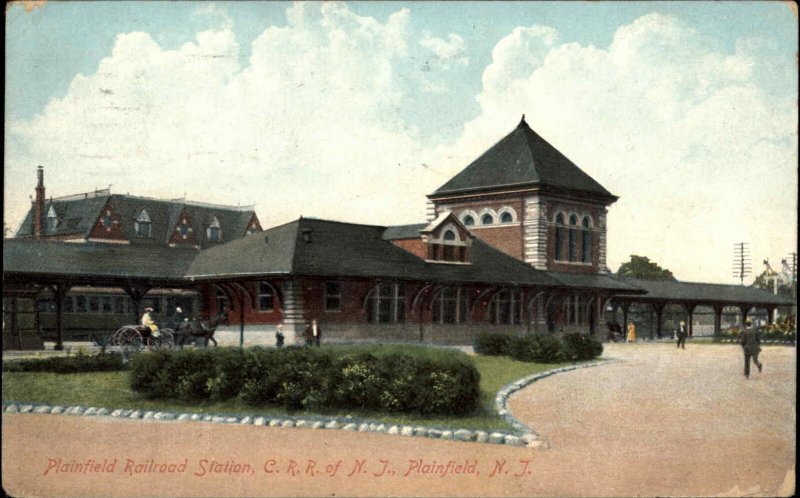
3,117 -> 791,348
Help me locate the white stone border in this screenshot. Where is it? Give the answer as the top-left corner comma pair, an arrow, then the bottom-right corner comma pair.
3,361 -> 616,450
493,359 -> 620,449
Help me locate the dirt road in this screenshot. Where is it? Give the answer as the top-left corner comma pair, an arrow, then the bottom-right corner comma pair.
2,343 -> 795,497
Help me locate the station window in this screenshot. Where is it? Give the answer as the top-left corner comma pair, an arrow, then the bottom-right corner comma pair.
258,282 -> 274,311
325,281 -> 342,311
366,282 -> 405,324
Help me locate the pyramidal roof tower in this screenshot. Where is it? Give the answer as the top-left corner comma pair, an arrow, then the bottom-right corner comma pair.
427,116 -> 617,273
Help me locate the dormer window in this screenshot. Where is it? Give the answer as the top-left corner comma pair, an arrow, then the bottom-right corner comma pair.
46,206 -> 58,232
443,230 -> 456,241
135,209 -> 152,237
428,223 -> 469,263
207,216 -> 221,242
247,220 -> 261,235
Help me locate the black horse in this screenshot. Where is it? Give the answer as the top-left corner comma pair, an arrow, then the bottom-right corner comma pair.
175,308 -> 228,347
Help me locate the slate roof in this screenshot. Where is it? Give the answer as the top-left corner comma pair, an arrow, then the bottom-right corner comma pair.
15,194 -> 257,249
3,239 -> 196,282
188,217 -> 564,287
613,278 -> 794,306
430,117 -> 617,201
546,271 -> 645,293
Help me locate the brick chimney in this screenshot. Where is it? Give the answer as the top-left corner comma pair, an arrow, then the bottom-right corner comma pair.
33,166 -> 45,239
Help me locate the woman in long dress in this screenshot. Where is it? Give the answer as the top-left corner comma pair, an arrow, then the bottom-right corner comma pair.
626,322 -> 637,342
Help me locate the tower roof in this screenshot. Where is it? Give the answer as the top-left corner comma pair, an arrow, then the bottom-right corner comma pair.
430,116 -> 617,202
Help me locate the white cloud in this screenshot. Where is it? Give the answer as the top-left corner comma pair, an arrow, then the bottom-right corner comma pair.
420,33 -> 468,66
437,13 -> 797,282
4,8 -> 795,285
5,3 -> 439,232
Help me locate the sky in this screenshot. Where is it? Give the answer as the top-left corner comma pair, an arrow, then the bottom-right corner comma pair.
4,1 -> 798,284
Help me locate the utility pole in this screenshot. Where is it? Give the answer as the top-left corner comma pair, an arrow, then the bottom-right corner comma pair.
732,242 -> 752,285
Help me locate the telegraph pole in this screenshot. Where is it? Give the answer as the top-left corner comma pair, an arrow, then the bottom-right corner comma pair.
732,242 -> 752,285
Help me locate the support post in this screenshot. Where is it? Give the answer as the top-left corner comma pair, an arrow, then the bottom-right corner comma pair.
654,302 -> 665,340
713,305 -> 723,338
48,283 -> 72,351
622,301 -> 631,335
683,303 -> 696,337
766,306 -> 776,325
123,283 -> 152,326
739,304 -> 751,326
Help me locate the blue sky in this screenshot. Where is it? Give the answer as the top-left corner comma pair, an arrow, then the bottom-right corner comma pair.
4,1 -> 798,282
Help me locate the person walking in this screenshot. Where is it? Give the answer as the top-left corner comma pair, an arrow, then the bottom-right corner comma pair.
676,320 -> 688,349
275,323 -> 285,348
740,320 -> 763,379
304,319 -> 322,347
626,322 -> 637,343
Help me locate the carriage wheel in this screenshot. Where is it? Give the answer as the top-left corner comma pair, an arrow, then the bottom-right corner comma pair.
152,329 -> 175,350
117,327 -> 143,354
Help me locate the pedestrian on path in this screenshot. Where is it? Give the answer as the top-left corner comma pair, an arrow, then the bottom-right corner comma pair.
626,322 -> 637,343
740,320 -> 763,379
677,320 -> 687,349
275,323 -> 285,348
304,319 -> 322,347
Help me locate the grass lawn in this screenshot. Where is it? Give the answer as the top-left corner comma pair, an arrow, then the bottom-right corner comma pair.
2,354 -> 569,432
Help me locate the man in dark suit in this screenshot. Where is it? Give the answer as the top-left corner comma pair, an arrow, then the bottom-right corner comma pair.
676,320 -> 687,349
304,319 -> 322,347
740,321 -> 763,379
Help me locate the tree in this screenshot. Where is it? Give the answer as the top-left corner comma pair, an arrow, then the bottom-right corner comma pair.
616,255 -> 676,281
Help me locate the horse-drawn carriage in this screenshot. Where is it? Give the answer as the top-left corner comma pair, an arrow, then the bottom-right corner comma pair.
108,308 -> 228,355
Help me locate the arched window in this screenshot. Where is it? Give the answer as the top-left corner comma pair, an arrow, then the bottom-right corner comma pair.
432,287 -> 469,324
568,214 -> 578,262
215,288 -> 229,311
207,216 -> 221,242
554,213 -> 565,261
486,288 -> 522,325
258,281 -> 274,311
443,230 -> 456,241
581,216 -> 592,263
366,282 -> 405,323
135,209 -> 152,237
500,212 -> 513,223
481,213 -> 494,225
463,215 -> 475,226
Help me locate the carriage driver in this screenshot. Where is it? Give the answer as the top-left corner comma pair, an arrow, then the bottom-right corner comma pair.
141,307 -> 161,338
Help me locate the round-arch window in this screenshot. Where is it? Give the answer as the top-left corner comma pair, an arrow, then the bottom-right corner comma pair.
500,212 -> 513,223
555,213 -> 565,225
443,230 -> 456,241
481,214 -> 494,225
569,214 -> 578,226
463,215 -> 475,226
582,216 -> 591,228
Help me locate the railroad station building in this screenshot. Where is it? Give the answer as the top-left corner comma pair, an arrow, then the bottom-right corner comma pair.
3,117 -> 791,349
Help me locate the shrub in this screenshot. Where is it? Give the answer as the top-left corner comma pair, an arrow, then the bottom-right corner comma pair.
509,334 -> 565,363
473,332 -> 513,356
561,332 -> 603,361
129,345 -> 481,416
2,352 -> 125,373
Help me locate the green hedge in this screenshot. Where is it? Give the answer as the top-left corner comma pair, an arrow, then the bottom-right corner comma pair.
2,352 -> 126,373
473,331 -> 603,363
129,345 -> 480,416
472,332 -> 512,356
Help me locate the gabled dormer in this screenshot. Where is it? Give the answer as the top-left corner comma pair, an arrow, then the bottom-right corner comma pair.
246,213 -> 263,235
88,199 -> 126,242
169,208 -> 198,246
421,212 -> 473,264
